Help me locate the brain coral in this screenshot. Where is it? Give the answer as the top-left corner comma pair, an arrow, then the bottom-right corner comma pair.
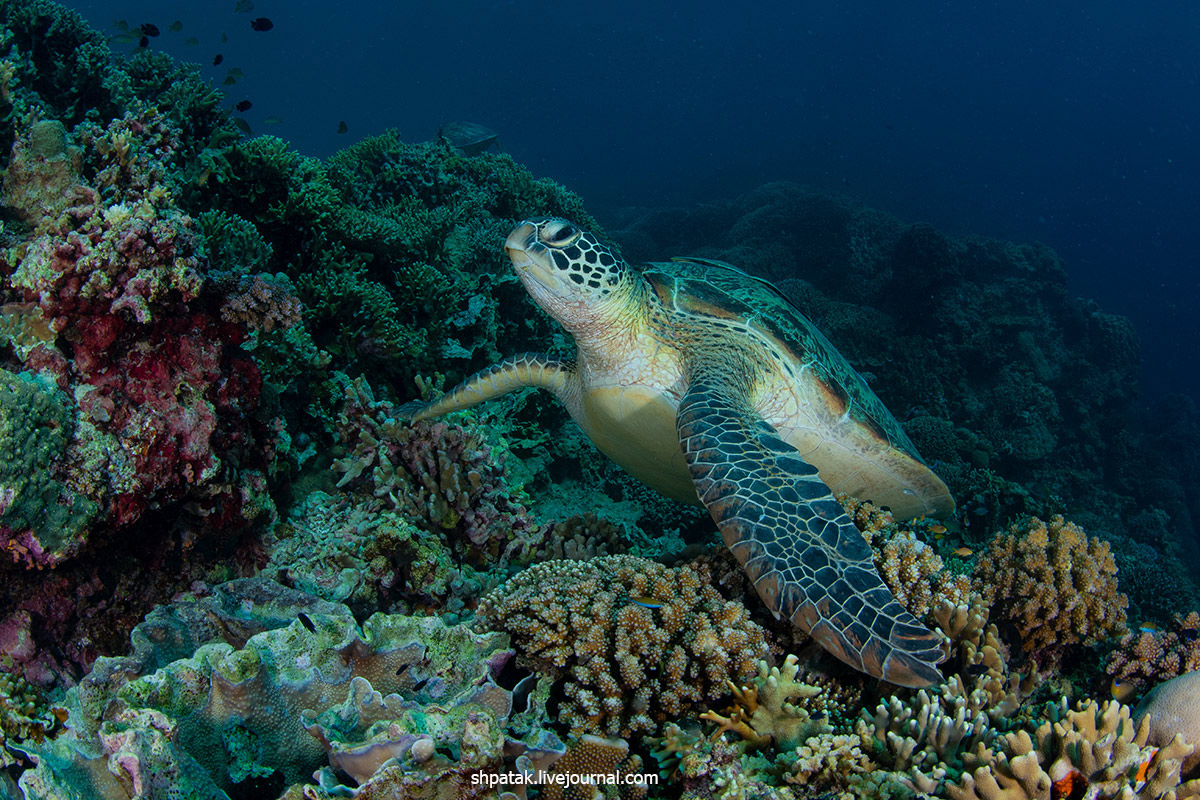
477,554 -> 769,737
972,515 -> 1128,667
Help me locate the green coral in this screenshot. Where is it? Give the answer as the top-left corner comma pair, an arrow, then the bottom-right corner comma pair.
18,592 -> 522,798
0,368 -> 96,567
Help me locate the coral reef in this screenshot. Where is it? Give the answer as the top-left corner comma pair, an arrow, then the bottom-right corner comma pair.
972,515 -> 1129,668
1135,669 -> 1200,775
15,579 -> 554,798
478,555 -> 769,737
947,698 -> 1199,800
1106,611 -> 1200,694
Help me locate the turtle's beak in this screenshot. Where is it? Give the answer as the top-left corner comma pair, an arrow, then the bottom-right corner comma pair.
504,221 -> 538,269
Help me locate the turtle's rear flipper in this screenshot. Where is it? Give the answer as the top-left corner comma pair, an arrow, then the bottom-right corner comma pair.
676,376 -> 945,688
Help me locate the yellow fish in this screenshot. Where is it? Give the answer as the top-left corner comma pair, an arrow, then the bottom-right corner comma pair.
952,546 -> 974,557
1110,678 -> 1138,703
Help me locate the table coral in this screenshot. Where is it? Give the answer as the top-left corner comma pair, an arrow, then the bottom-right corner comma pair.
478,554 -> 769,737
972,515 -> 1128,668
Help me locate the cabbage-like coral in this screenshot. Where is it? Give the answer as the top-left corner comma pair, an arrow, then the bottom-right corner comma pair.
972,515 -> 1128,668
478,555 -> 769,737
16,581 -> 545,798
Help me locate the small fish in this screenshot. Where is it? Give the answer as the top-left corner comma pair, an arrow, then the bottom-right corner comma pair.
185,37 -> 199,46
228,68 -> 245,79
140,22 -> 160,37
952,546 -> 974,557
222,76 -> 237,85
168,21 -> 183,33
1138,621 -> 1159,633
933,533 -> 947,540
1179,627 -> 1198,641
112,19 -> 129,31
221,32 -> 229,43
928,524 -> 947,535
1050,769 -> 1086,800
250,17 -> 274,31
1110,678 -> 1138,703
138,35 -> 149,47
213,53 -> 224,65
233,118 -> 252,134
264,116 -> 283,126
337,120 -> 349,134
1135,749 -> 1159,784
235,100 -> 253,112
235,0 -> 255,11
962,662 -> 989,677
109,31 -> 140,44
629,597 -> 663,609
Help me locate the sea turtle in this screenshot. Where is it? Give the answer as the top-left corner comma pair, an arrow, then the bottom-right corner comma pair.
436,121 -> 500,156
405,218 -> 955,686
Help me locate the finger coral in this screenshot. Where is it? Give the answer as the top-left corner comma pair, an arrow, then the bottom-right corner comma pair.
478,555 -> 769,737
972,515 -> 1129,668
947,698 -> 1198,800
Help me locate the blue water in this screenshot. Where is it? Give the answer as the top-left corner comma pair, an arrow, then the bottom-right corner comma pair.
62,0 -> 1200,403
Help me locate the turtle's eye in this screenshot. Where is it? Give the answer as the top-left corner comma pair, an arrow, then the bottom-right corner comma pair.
542,222 -> 580,247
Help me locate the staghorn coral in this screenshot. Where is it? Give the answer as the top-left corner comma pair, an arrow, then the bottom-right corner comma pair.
478,554 -> 769,737
218,271 -> 302,334
1106,611 -> 1200,692
947,698 -> 1200,800
972,515 -> 1128,668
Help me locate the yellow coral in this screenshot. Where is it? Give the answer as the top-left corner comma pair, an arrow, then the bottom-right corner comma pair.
478,555 -> 768,737
972,516 -> 1128,665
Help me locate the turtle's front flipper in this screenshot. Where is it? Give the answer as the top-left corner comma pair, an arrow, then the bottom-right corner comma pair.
676,376 -> 945,687
401,353 -> 575,421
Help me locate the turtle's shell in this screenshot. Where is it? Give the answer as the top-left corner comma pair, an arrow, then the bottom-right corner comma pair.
639,256 -> 954,518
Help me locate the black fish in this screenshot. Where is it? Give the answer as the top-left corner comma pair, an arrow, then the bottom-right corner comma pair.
138,35 -> 149,47
337,120 -> 348,134
235,100 -> 252,112
250,17 -> 274,31
963,662 -> 989,677
141,22 -> 160,37
213,53 -> 224,66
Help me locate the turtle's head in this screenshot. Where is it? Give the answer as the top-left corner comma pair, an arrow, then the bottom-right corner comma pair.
505,218 -> 639,334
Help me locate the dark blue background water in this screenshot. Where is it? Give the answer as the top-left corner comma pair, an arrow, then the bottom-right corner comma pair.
62,0 -> 1200,404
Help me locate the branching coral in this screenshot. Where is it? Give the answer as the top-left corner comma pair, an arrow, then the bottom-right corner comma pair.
332,376 -> 539,565
702,654 -> 832,752
947,699 -> 1199,800
478,555 -> 769,737
1106,611 -> 1200,692
843,497 -> 973,622
972,515 -> 1128,668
